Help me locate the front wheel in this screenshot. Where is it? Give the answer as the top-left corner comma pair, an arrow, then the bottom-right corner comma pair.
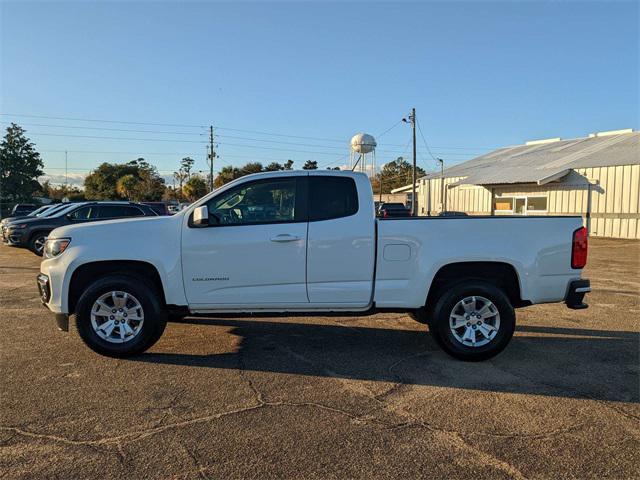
429,281 -> 515,361
75,275 -> 167,357
29,233 -> 47,256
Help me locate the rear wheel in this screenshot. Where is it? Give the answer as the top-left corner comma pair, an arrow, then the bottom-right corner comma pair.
429,281 -> 515,361
75,275 -> 167,357
29,233 -> 47,256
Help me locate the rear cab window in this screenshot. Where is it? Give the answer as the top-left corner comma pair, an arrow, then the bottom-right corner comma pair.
308,176 -> 359,221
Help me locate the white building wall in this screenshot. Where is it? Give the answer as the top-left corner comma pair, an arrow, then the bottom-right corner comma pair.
415,164 -> 640,239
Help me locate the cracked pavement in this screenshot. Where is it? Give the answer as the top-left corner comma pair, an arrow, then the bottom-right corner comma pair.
1,238 -> 639,479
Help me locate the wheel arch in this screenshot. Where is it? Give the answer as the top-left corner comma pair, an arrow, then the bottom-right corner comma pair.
425,261 -> 525,309
28,229 -> 52,244
68,260 -> 166,315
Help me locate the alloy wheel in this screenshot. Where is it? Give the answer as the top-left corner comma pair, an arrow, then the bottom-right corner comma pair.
449,295 -> 500,347
90,291 -> 145,343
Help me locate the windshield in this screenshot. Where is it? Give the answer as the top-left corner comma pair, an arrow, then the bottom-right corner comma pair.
51,203 -> 88,217
39,203 -> 70,217
29,206 -> 50,216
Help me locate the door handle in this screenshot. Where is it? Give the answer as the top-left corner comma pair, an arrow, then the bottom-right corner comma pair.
270,234 -> 301,243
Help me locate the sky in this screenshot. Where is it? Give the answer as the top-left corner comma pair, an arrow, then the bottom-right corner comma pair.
1,0 -> 638,186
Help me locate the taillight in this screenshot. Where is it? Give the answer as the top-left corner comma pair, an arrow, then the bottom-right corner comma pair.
571,227 -> 588,269
383,210 -> 388,218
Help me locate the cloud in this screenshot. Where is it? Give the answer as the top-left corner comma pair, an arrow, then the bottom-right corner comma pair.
39,172 -> 87,188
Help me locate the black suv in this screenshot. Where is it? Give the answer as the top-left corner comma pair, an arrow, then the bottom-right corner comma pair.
3,201 -> 158,255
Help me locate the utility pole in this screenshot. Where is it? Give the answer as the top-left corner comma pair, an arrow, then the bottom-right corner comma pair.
402,108 -> 417,215
207,126 -> 216,192
64,150 -> 68,189
437,158 -> 445,212
410,108 -> 417,216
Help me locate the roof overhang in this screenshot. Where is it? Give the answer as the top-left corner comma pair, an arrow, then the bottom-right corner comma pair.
390,183 -> 419,193
536,168 -> 571,185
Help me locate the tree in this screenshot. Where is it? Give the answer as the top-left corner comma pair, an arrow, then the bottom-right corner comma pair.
183,176 -> 208,201
264,162 -> 284,171
326,166 -> 341,171
38,180 -> 85,201
0,123 -> 44,201
116,174 -> 140,200
84,158 -> 165,201
85,162 -> 139,199
302,160 -> 318,170
180,157 -> 195,180
133,159 -> 165,201
162,186 -> 181,202
213,161 -> 266,188
283,160 -> 294,170
214,165 -> 242,188
370,157 -> 427,194
173,170 -> 187,199
239,162 -> 264,176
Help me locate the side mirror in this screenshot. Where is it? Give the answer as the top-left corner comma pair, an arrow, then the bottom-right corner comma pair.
192,205 -> 209,227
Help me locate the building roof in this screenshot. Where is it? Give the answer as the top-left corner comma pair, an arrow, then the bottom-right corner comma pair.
425,129 -> 639,186
390,183 -> 419,194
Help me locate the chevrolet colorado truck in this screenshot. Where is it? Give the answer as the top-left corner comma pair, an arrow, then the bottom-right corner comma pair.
37,171 -> 590,361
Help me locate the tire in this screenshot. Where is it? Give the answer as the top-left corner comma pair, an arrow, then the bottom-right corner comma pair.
75,275 -> 167,357
429,281 -> 515,361
29,232 -> 47,256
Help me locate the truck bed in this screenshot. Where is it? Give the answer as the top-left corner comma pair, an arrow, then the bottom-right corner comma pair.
374,215 -> 585,309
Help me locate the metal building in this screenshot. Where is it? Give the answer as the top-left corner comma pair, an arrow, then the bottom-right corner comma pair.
413,129 -> 640,239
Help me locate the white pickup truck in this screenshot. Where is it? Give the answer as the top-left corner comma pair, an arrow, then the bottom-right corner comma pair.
38,171 -> 590,361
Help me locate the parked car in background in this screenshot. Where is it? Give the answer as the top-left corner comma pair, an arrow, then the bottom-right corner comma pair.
1,204 -> 56,224
4,201 -> 158,256
142,202 -> 170,216
439,211 -> 469,217
167,204 -> 180,215
377,202 -> 411,218
38,171 -> 589,361
1,204 -> 71,240
10,203 -> 37,216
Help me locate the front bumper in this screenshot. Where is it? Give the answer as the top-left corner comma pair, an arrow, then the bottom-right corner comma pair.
4,227 -> 27,246
565,279 -> 590,310
37,273 -> 69,331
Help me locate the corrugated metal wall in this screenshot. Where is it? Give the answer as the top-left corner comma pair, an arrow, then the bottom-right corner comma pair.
416,164 -> 640,239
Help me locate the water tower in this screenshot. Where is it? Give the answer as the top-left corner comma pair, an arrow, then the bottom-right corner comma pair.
349,133 -> 377,176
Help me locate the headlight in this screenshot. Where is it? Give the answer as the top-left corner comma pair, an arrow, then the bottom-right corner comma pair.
44,238 -> 71,259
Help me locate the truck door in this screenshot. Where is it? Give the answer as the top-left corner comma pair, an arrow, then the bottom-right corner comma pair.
181,175 -> 309,307
306,174 -> 375,306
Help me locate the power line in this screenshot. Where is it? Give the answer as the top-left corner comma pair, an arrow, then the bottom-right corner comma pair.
27,132 -> 207,144
6,122 -> 486,157
0,121 -> 205,136
1,114 -> 497,150
0,113 -> 206,129
376,119 -> 404,139
416,118 -> 438,165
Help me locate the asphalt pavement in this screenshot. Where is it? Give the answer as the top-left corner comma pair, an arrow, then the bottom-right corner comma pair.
1,238 -> 638,479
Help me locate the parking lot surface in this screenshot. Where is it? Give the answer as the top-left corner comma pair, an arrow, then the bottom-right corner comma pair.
1,238 -> 639,479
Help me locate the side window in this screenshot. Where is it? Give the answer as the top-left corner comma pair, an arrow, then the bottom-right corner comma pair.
309,176 -> 358,221
68,206 -> 93,220
98,205 -> 144,219
205,178 -> 299,226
